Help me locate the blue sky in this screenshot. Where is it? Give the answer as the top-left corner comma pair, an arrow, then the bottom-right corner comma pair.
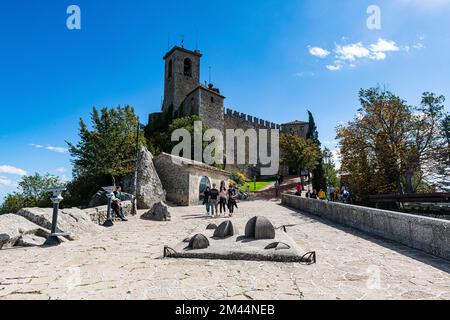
1,0 -> 449,201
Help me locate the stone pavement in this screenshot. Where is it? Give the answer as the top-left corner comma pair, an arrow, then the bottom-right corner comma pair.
1,200 -> 449,300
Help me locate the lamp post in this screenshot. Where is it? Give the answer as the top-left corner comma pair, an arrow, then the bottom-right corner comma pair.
102,186 -> 115,227
44,187 -> 68,246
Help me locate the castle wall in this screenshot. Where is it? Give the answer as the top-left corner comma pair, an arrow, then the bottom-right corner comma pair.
224,109 -> 279,178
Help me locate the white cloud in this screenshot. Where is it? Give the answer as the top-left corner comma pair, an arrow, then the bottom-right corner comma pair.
0,176 -> 16,187
0,165 -> 27,176
369,38 -> 400,53
336,42 -> 371,61
46,146 -> 68,153
326,63 -> 342,71
309,47 -> 330,58
55,167 -> 67,173
30,144 -> 68,153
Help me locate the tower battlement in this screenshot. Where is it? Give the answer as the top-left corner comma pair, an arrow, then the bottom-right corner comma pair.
225,108 -> 282,130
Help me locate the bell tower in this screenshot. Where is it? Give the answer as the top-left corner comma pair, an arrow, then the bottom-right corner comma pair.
162,46 -> 202,114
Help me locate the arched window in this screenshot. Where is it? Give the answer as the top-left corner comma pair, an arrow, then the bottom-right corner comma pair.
184,58 -> 192,77
168,60 -> 173,79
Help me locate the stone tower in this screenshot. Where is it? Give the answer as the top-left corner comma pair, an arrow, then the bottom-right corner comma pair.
162,46 -> 202,114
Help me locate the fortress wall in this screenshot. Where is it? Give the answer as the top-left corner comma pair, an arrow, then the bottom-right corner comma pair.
224,108 -> 281,130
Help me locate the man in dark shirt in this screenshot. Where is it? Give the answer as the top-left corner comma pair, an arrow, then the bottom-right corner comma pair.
209,183 -> 220,217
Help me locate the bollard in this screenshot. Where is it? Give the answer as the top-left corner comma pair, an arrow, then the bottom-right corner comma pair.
44,187 -> 69,246
102,186 -> 115,227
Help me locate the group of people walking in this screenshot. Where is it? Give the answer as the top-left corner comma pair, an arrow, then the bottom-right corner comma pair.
202,183 -> 238,217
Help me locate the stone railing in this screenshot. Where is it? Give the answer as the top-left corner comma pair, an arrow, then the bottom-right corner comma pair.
282,194 -> 450,261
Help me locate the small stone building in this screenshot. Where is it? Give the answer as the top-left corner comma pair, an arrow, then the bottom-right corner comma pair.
153,153 -> 231,206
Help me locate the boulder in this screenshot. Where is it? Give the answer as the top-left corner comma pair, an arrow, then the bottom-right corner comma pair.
84,201 -> 133,225
122,147 -> 166,209
206,223 -> 218,230
0,214 -> 50,250
141,201 -> 171,221
213,221 -> 238,239
188,234 -> 210,250
245,216 -> 275,240
16,207 -> 102,241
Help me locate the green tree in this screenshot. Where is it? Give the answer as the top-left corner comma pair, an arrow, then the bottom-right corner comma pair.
280,130 -> 321,184
0,173 -> 62,214
306,111 -> 327,191
337,87 -> 448,200
167,115 -> 210,159
67,105 -> 144,185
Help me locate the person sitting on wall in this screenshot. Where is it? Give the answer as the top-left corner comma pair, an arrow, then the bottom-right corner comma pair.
111,186 -> 128,221
318,189 -> 327,201
295,183 -> 302,197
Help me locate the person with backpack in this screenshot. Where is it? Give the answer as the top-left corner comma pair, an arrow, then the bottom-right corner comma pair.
209,184 -> 220,217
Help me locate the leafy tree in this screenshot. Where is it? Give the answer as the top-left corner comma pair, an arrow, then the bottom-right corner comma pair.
337,87 -> 448,200
167,115 -> 210,159
306,111 -> 327,191
0,173 -> 62,214
280,130 -> 321,184
67,106 -> 144,185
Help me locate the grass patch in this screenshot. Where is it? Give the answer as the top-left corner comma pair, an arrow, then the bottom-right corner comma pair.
240,180 -> 275,192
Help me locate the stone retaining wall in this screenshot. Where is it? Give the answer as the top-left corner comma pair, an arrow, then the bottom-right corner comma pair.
282,194 -> 450,261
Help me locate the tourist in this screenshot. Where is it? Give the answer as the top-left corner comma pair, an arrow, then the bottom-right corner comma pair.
203,186 -> 211,216
111,186 -> 128,221
275,180 -> 281,197
318,189 -> 326,201
219,187 -> 228,215
210,184 -> 220,217
227,185 -> 238,216
311,190 -> 318,199
295,183 -> 302,196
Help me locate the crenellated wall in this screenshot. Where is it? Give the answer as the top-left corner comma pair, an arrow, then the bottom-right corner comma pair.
224,108 -> 282,130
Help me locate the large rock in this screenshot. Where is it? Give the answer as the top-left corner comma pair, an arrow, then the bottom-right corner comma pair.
0,214 -> 50,250
141,201 -> 171,221
122,147 -> 166,209
84,201 -> 133,225
16,207 -> 102,241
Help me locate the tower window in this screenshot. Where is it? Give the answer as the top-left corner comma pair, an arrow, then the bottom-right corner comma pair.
168,60 -> 173,79
211,97 -> 215,103
184,58 -> 192,77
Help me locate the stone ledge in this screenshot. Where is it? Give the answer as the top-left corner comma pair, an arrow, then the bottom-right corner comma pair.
282,194 -> 450,261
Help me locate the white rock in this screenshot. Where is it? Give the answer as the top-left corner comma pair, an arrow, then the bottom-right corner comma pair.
0,214 -> 50,249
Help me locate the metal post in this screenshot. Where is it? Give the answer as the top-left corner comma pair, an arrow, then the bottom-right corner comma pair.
44,187 -> 68,246
133,117 -> 140,216
103,186 -> 115,227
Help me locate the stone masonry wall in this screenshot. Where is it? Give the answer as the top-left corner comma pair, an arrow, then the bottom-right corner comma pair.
153,155 -> 191,206
282,194 -> 450,261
